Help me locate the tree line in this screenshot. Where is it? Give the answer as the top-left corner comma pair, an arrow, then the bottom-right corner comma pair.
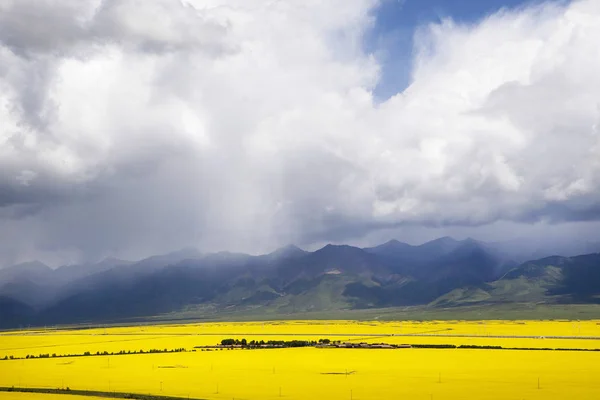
219,338 -> 332,348
1,348 -> 186,361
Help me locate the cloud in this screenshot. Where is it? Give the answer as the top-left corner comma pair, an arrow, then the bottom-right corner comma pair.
0,0 -> 599,265
0,0 -> 234,56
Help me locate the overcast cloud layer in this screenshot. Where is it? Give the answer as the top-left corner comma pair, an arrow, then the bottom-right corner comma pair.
1,0 -> 600,266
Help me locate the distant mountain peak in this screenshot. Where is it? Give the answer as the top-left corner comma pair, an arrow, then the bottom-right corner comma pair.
269,244 -> 306,258
432,236 -> 458,244
419,236 -> 460,251
0,260 -> 54,289
277,244 -> 303,251
380,239 -> 412,248
4,260 -> 52,272
317,244 -> 359,253
381,239 -> 410,247
363,240 -> 413,258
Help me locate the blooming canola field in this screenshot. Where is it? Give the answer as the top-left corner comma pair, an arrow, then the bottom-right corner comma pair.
1,320 -> 600,400
0,394 -> 106,400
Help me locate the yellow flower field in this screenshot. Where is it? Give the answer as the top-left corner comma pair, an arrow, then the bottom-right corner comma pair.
0,394 -> 106,400
1,320 -> 600,400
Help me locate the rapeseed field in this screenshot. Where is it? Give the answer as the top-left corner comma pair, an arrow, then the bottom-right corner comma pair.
0,394 -> 107,400
1,320 -> 600,399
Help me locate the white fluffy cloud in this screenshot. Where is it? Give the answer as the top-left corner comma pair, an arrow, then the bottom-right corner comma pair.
1,0 -> 599,265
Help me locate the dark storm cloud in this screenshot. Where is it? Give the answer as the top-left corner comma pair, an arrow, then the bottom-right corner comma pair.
0,1 -> 86,55
519,201 -> 600,225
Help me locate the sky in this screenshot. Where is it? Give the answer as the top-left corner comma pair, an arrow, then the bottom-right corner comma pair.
368,0 -> 554,99
1,0 -> 599,267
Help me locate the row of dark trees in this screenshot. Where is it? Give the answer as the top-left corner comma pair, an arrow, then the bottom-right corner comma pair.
1,347 -> 186,361
220,338 -> 333,348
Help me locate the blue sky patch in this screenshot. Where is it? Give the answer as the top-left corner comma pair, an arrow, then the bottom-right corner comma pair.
367,0 -> 560,100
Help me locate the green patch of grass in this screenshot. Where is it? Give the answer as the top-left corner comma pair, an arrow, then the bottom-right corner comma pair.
0,386 -> 204,400
149,302 -> 600,323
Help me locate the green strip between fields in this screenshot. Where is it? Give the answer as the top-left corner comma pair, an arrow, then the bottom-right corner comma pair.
0,387 -> 205,400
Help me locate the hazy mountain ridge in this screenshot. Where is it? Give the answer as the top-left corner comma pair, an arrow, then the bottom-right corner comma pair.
435,253 -> 600,307
1,238 -> 599,328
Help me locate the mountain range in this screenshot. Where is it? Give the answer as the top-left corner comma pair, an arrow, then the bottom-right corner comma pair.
1,237 -> 600,328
